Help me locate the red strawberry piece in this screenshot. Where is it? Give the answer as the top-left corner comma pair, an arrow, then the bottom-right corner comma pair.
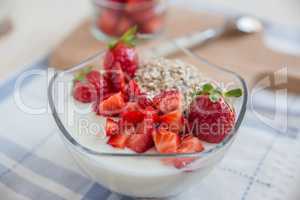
119,119 -> 136,136
105,118 -> 119,137
106,64 -> 126,93
153,90 -> 182,114
86,70 -> 113,100
99,74 -> 114,101
98,92 -> 126,116
187,83 -> 242,143
137,94 -> 153,109
170,136 -> 204,169
152,130 -> 180,153
121,102 -> 144,124
116,16 -> 135,37
107,134 -> 128,149
142,106 -> 159,123
124,79 -> 141,102
139,16 -> 163,34
97,9 -> 120,36
188,95 -> 235,143
159,110 -> 184,133
126,121 -> 154,153
86,70 -> 101,89
126,0 -> 155,23
177,136 -> 204,153
103,27 -> 139,79
73,82 -> 97,103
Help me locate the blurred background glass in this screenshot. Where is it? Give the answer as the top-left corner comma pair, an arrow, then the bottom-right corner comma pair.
91,0 -> 167,40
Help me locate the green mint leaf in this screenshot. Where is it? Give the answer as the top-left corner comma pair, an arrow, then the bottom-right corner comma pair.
202,83 -> 214,93
224,88 -> 242,97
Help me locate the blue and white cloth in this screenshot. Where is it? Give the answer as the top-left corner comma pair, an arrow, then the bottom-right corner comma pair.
0,62 -> 299,200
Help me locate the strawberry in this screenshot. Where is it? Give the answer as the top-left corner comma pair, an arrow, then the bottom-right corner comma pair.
97,9 -> 120,36
106,64 -> 126,93
140,16 -> 163,34
172,136 -> 204,169
98,92 -> 126,116
73,82 -> 97,103
99,74 -> 114,100
187,83 -> 242,143
159,110 -> 184,133
126,0 -> 155,23
105,118 -> 119,137
86,70 -> 101,88
104,27 -> 138,79
152,130 -> 180,153
86,70 -> 112,100
119,119 -> 136,136
153,90 -> 182,114
137,94 -> 153,109
126,124 -> 154,153
143,106 -> 159,123
124,79 -> 141,102
120,102 -> 144,124
116,16 -> 134,37
107,134 -> 128,149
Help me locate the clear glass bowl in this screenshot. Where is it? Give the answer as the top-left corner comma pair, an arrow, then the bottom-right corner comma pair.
91,0 -> 167,41
48,39 -> 247,199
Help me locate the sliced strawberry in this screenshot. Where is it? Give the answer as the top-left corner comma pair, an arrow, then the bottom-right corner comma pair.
86,70 -> 101,89
73,82 -> 97,103
177,136 -> 204,153
105,118 -> 119,137
124,79 -> 141,102
153,90 -> 182,113
172,136 -> 204,169
106,64 -> 126,93
121,102 -> 144,124
143,106 -> 159,123
159,110 -> 184,133
119,119 -> 136,136
107,134 -> 128,149
98,92 -> 125,116
152,130 -> 180,153
137,94 -> 153,109
126,122 -> 154,153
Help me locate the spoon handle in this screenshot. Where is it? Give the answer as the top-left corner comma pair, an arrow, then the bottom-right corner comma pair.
149,28 -> 224,57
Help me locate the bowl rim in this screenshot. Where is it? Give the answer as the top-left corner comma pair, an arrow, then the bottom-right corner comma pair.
48,47 -> 248,159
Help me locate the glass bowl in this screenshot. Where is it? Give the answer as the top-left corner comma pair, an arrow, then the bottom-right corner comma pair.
48,39 -> 247,199
91,0 -> 167,40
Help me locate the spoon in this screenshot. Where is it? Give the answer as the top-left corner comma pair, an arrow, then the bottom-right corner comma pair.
150,16 -> 263,57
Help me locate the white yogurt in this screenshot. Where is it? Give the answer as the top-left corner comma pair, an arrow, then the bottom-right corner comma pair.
57,84 -> 225,198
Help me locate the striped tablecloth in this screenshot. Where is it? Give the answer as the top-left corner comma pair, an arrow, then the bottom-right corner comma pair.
0,63 -> 299,200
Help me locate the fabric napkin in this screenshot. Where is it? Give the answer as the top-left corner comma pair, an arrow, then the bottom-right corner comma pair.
0,71 -> 299,200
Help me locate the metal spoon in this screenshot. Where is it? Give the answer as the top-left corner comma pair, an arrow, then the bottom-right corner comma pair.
150,16 -> 263,57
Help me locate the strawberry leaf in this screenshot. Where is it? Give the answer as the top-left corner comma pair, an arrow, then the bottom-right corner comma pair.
120,26 -> 137,47
209,91 -> 221,102
202,83 -> 214,93
224,88 -> 242,97
108,26 -> 138,49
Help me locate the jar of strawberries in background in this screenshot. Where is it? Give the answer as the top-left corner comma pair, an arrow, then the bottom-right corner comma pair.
91,0 -> 167,40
